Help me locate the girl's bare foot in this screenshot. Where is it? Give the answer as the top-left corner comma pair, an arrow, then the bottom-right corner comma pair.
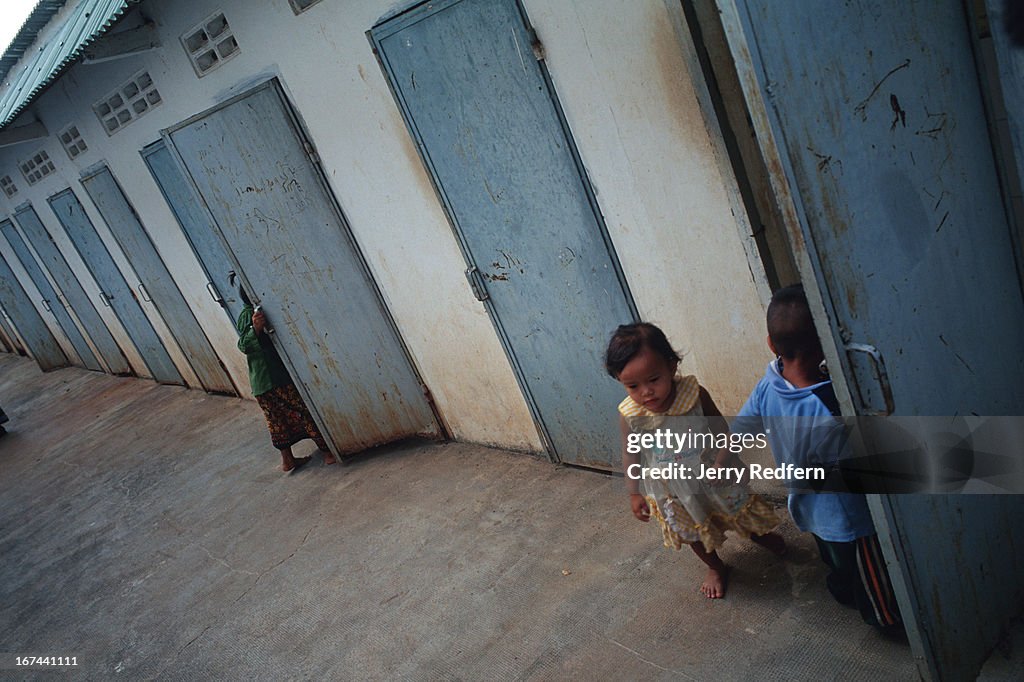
701,566 -> 730,599
320,449 -> 338,466
752,532 -> 787,557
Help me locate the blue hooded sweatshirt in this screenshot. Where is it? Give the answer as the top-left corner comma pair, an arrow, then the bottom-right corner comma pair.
735,360 -> 875,542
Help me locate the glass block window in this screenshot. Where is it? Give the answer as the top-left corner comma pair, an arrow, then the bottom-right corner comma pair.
19,150 -> 56,185
93,71 -> 162,135
182,12 -> 240,76
289,0 -> 323,13
0,175 -> 17,198
59,124 -> 88,160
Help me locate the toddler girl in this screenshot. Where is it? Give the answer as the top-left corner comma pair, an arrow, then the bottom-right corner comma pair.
606,322 -> 785,598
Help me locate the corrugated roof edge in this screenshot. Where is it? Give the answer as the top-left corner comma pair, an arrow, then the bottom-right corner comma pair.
0,0 -> 140,131
0,2 -> 71,85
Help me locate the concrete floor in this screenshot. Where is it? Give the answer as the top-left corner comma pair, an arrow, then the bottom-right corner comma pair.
0,354 -> 918,680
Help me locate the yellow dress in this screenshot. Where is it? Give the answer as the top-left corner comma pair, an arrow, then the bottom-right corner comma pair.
619,375 -> 780,552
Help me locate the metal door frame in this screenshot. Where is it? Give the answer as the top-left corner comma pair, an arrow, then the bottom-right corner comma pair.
46,186 -> 184,385
0,217 -> 101,371
0,253 -> 68,371
368,0 -> 639,462
12,200 -> 132,376
77,161 -> 238,396
159,77 -> 446,447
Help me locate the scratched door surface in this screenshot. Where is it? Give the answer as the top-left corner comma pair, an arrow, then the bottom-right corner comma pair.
163,80 -> 437,455
0,253 -> 67,371
47,188 -> 183,385
0,219 -> 100,371
12,203 -> 130,375
80,164 -> 236,395
730,1 -> 1024,678
371,0 -> 635,468
141,140 -> 245,325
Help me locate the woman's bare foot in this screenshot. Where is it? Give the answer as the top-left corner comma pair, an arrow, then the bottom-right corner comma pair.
752,532 -> 787,557
701,565 -> 730,599
320,449 -> 338,466
282,456 -> 311,473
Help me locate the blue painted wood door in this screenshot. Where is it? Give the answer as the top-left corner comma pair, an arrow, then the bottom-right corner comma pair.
731,2 -> 1024,678
47,188 -> 183,385
12,203 -> 131,375
371,0 -> 636,468
0,219 -> 100,371
79,165 -> 236,395
0,253 -> 67,371
163,80 -> 438,455
141,140 -> 244,325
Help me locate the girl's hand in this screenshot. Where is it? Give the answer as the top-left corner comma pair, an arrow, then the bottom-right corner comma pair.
630,493 -> 650,522
252,310 -> 267,335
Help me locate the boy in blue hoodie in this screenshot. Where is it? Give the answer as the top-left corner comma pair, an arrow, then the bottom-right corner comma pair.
735,285 -> 902,634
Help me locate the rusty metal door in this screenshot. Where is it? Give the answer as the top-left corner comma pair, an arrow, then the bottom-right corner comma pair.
724,1 -> 1024,678
162,79 -> 438,456
0,252 -> 67,371
12,203 -> 131,375
370,0 -> 636,468
47,188 -> 183,385
0,218 -> 100,371
79,164 -> 237,395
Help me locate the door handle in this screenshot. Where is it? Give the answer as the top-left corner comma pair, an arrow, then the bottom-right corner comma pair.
464,266 -> 490,302
41,298 -> 52,313
98,291 -> 112,307
845,343 -> 895,416
138,283 -> 152,302
205,281 -> 224,304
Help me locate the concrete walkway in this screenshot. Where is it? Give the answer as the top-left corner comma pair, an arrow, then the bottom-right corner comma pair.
0,354 -> 916,680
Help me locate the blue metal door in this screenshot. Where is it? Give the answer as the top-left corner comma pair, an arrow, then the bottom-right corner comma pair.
163,79 -> 438,455
729,1 -> 1024,678
370,0 -> 636,468
0,254 -> 67,371
141,140 -> 244,325
47,188 -> 183,385
0,219 -> 100,371
79,164 -> 236,395
12,203 -> 130,375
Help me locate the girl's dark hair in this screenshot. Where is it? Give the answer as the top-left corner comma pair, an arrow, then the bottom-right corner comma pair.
605,322 -> 681,378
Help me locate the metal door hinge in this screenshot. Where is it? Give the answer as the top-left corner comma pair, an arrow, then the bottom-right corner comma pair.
303,141 -> 319,164
530,30 -> 546,61
464,265 -> 490,302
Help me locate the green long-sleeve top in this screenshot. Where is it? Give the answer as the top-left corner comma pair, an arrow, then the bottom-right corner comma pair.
237,304 -> 292,396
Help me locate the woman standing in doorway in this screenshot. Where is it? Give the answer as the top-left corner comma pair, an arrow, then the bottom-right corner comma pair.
236,289 -> 337,473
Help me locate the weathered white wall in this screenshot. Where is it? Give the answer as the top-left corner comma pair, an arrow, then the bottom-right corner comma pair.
524,0 -> 771,410
0,0 -> 770,453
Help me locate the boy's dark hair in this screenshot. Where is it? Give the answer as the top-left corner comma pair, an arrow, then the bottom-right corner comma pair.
767,284 -> 822,359
605,322 -> 681,378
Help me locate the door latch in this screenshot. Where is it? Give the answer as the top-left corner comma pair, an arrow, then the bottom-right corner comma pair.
845,343 -> 895,416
